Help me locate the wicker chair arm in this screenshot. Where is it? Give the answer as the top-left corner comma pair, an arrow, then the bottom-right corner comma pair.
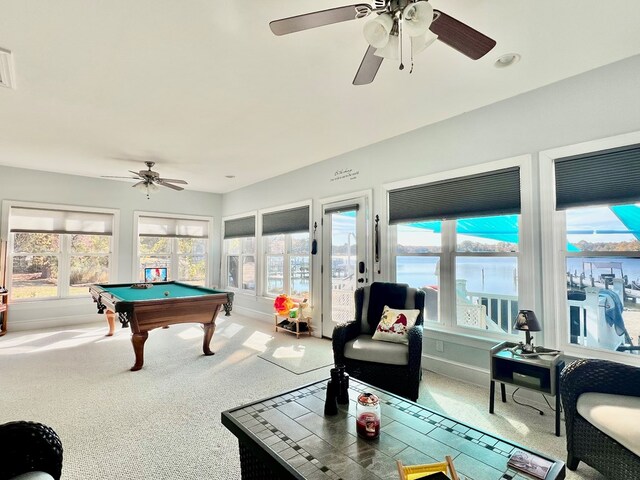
332,320 -> 362,366
0,421 -> 63,480
561,358 -> 640,438
561,359 -> 640,409
406,325 -> 424,374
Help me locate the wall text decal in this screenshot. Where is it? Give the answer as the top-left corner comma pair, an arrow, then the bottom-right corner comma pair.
331,168 -> 360,182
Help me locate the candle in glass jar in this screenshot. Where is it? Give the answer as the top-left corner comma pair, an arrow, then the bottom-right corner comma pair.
356,392 -> 380,439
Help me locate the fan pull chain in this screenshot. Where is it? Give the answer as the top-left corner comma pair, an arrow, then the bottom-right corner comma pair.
398,18 -> 404,71
410,41 -> 414,74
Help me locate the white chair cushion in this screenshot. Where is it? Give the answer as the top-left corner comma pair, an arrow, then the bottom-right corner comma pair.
577,392 -> 640,457
12,472 -> 55,480
344,334 -> 408,366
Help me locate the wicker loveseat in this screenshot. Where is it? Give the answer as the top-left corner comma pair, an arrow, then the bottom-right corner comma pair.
0,421 -> 63,480
332,282 -> 425,401
560,358 -> 640,477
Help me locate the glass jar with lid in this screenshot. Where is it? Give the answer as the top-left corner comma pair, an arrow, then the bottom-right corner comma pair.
356,392 -> 381,439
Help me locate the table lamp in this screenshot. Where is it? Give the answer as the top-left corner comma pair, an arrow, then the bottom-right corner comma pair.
513,310 -> 541,353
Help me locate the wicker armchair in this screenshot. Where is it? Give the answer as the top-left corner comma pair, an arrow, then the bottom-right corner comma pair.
332,282 -> 425,401
0,421 -> 63,480
560,359 -> 640,477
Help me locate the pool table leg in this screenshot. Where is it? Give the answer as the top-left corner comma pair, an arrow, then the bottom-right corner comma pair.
105,310 -> 116,337
130,331 -> 149,371
202,322 -> 216,356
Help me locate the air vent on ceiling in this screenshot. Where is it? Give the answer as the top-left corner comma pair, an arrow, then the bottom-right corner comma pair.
0,48 -> 16,89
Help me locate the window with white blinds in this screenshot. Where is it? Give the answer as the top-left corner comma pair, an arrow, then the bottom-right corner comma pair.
138,215 -> 209,238
136,214 -> 211,285
7,204 -> 116,300
9,207 -> 114,235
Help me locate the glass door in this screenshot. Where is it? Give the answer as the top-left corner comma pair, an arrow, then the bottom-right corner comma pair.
321,196 -> 368,338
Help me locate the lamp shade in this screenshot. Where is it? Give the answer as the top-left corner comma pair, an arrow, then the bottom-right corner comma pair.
411,30 -> 438,55
374,34 -> 399,59
513,310 -> 541,332
402,1 -> 434,38
363,13 -> 393,49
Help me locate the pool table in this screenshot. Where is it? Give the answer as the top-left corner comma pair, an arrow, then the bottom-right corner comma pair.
89,281 -> 234,371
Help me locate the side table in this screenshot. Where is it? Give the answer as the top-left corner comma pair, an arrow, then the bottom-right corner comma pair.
274,313 -> 312,339
489,341 -> 564,436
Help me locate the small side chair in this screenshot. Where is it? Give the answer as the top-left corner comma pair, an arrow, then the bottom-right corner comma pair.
0,421 -> 63,480
332,282 -> 425,401
560,358 -> 640,477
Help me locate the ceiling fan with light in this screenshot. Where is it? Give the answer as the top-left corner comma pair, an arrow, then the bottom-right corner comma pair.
102,161 -> 187,199
270,0 -> 496,85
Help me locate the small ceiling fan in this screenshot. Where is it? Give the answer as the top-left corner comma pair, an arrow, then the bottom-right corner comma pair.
269,0 -> 496,85
102,161 -> 188,198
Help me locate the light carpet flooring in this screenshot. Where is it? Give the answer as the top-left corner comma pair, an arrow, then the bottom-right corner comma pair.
0,313 -> 603,479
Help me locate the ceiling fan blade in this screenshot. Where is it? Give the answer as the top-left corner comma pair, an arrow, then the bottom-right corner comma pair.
353,45 -> 384,85
158,178 -> 188,185
132,181 -> 146,188
430,10 -> 496,60
270,4 -> 373,36
129,170 -> 145,177
101,175 -> 140,179
156,180 -> 184,191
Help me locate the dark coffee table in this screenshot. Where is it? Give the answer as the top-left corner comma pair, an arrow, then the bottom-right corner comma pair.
222,377 -> 565,480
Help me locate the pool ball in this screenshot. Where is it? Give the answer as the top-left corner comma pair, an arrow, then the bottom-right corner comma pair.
164,291 -> 170,297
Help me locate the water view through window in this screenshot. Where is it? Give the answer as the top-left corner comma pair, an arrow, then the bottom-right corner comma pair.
566,204 -> 640,355
395,215 -> 519,331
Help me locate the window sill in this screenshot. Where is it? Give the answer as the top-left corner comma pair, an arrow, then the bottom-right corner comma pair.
423,323 -> 518,350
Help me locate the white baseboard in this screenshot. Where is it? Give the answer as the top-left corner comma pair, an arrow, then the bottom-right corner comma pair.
422,354 -> 560,410
423,354 -> 490,388
8,314 -> 104,332
230,305 -> 272,322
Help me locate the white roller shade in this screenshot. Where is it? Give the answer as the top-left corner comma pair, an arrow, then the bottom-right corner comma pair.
138,216 -> 209,238
10,207 -> 114,235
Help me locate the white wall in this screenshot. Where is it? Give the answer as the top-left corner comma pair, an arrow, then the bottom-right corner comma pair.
222,54 -> 640,370
0,166 -> 221,330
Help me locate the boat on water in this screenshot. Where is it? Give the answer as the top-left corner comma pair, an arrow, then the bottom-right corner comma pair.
567,260 -> 640,302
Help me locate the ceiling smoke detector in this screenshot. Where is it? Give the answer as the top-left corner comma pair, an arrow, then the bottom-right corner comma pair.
0,48 -> 16,89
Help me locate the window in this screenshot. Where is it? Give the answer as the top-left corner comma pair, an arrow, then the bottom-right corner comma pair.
261,205 -> 310,298
224,215 -> 256,292
225,237 -> 256,290
395,221 -> 441,322
394,215 -> 520,331
454,215 -> 519,332
264,232 -> 310,298
549,141 -> 640,356
7,205 -> 115,300
389,161 -> 531,336
136,214 -> 210,285
564,206 -> 640,353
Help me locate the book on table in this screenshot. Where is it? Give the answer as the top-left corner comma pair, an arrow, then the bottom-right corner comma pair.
507,450 -> 553,479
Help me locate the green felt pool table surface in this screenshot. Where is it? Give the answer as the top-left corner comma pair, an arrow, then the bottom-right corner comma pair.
97,282 -> 225,302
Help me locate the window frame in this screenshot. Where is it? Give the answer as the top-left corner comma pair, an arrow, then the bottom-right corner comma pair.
262,232 -> 311,299
258,201 -> 312,300
1,200 -> 119,302
540,131 -> 640,362
222,212 -> 257,295
133,211 -> 212,286
384,155 -> 535,341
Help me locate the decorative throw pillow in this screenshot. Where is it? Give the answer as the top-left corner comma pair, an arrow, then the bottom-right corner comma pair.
371,305 -> 420,344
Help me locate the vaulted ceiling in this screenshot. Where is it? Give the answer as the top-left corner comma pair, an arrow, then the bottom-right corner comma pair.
0,1 -> 639,193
